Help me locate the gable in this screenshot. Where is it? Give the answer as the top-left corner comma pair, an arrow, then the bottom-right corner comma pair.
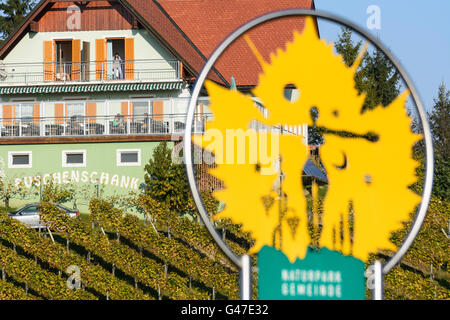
35,1 -> 136,32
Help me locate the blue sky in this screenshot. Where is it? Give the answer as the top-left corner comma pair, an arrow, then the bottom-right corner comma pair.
314,0 -> 450,112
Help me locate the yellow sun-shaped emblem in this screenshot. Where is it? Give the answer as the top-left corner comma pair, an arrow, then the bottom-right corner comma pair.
194,17 -> 421,263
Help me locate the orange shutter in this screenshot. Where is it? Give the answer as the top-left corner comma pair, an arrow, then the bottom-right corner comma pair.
43,41 -> 54,81
2,105 -> 14,125
152,101 -> 164,121
95,39 -> 106,80
179,61 -> 183,79
121,102 -> 129,121
33,104 -> 40,124
124,38 -> 134,80
86,103 -> 97,123
72,39 -> 81,81
55,103 -> 65,124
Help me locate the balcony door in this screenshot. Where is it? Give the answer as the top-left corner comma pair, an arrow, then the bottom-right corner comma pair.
96,38 -> 133,81
106,39 -> 125,80
55,40 -> 72,81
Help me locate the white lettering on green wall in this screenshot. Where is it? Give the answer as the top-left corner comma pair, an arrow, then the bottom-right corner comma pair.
14,170 -> 140,191
81,171 -> 89,183
111,174 -> 119,187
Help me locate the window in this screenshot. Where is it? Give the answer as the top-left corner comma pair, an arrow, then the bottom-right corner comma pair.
15,103 -> 34,123
21,206 -> 38,216
62,150 -> 86,167
132,101 -> 150,118
67,102 -> 85,119
8,151 -> 32,168
117,149 -> 141,167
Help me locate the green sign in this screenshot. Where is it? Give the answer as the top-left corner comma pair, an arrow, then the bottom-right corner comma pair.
258,246 -> 365,300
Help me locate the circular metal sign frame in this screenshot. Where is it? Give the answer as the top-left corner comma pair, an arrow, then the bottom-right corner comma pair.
183,9 -> 434,273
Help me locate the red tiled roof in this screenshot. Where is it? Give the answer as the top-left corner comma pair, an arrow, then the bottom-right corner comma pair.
124,0 -> 224,84
0,0 -> 316,87
157,0 -> 314,86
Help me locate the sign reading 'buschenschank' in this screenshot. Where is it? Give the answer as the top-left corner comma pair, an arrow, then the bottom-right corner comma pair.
14,170 -> 140,190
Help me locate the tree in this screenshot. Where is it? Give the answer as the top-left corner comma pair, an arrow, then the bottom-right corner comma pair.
0,0 -> 36,41
428,83 -> 450,200
334,27 -> 369,94
361,49 -> 401,112
144,142 -> 195,214
429,82 -> 450,160
334,27 -> 401,112
335,27 -> 363,67
143,142 -> 220,220
0,176 -> 20,208
41,179 -> 75,204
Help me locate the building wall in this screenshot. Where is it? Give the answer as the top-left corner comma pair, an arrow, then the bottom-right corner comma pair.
3,29 -> 174,65
0,141 -> 172,212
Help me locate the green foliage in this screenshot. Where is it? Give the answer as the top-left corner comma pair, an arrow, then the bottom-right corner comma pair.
138,194 -> 247,264
143,142 -> 220,220
39,202 -> 202,299
429,83 -> 450,160
334,27 -> 400,112
90,198 -> 239,298
0,210 -> 151,300
41,179 -> 74,204
361,50 -> 401,112
383,198 -> 450,300
428,83 -> 450,200
144,142 -> 195,214
0,0 -> 36,40
411,83 -> 449,200
334,27 -> 364,67
0,176 -> 20,208
432,152 -> 450,200
0,278 -> 39,300
0,243 -> 95,300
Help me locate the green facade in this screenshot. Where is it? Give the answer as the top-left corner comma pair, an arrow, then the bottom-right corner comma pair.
0,141 -> 172,213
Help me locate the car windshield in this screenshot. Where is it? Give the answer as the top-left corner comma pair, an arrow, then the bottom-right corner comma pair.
21,206 -> 38,216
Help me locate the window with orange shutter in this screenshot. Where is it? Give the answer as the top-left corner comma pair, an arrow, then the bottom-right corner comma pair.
124,38 -> 134,80
43,41 -> 54,81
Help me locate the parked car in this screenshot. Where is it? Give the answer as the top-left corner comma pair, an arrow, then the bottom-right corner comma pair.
8,203 -> 79,229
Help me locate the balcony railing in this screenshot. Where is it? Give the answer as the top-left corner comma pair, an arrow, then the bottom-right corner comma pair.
0,114 -> 210,138
0,59 -> 182,85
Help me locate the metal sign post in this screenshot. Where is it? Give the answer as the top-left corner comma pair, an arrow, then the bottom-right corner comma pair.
240,255 -> 252,300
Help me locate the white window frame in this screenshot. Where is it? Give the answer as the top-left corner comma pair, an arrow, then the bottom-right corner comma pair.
8,151 -> 32,169
116,149 -> 141,167
15,103 -> 34,121
62,149 -> 87,168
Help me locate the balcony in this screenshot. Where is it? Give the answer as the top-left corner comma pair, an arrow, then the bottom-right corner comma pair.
0,114 -> 210,138
0,59 -> 182,86
0,98 -> 210,139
